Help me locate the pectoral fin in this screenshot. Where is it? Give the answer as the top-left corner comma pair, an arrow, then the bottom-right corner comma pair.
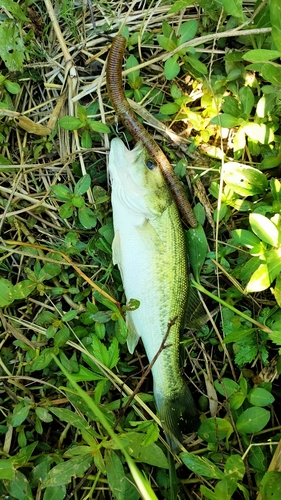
112,231 -> 121,267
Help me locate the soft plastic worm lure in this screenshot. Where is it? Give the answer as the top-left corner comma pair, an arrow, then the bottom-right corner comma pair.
106,34 -> 197,228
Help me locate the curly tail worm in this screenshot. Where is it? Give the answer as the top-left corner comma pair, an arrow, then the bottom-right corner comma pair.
106,34 -> 197,228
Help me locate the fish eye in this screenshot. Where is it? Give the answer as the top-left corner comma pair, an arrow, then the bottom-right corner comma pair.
146,159 -> 155,170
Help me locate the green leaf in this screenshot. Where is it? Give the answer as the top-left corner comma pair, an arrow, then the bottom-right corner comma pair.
0,21 -> 24,71
249,213 -> 279,246
180,452 -> 224,479
107,337 -> 120,369
81,130 -> 92,148
223,163 -> 268,196
243,123 -> 274,145
260,63 -> 281,86
236,407 -> 270,433
11,403 -> 32,427
59,201 -> 74,219
178,20 -> 198,44
223,328 -> 255,343
35,407 -> 53,423
225,454 -> 245,480
41,454 -> 92,488
157,35 -> 177,52
198,418 -> 233,443
242,49 -> 281,62
43,485 -> 67,500
0,278 -> 14,306
58,116 -> 82,130
214,378 -> 240,398
31,348 -> 54,372
259,471 -> 281,500
54,327 -> 70,348
185,55 -> 207,75
186,224 -> 208,281
231,229 -> 261,249
78,206 -> 97,229
88,120 -> 110,133
49,407 -> 99,438
246,263 -> 270,293
4,80 -> 21,94
126,54 -> 141,83
5,470 -> 33,500
74,174 -> 91,196
222,96 -> 240,116
105,450 -> 140,500
221,0 -> 243,17
0,459 -> 15,480
247,388 -> 275,407
51,184 -> 72,201
270,0 -> 281,52
13,280 -> 36,299
164,55 -> 180,80
168,0 -> 195,14
159,102 -> 180,115
0,0 -> 29,20
239,86 -> 254,117
211,114 -> 241,127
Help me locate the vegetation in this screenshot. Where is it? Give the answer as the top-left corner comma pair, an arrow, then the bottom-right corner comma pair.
0,0 -> 281,498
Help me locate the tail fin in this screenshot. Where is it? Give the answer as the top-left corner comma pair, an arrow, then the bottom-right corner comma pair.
154,381 -> 199,452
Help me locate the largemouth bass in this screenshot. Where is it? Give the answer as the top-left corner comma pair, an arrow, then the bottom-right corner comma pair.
108,137 -> 199,451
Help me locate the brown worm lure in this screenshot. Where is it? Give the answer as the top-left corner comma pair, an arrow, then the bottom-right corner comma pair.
106,34 -> 197,228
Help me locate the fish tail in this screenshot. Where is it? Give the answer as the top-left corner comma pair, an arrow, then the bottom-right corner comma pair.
154,381 -> 199,452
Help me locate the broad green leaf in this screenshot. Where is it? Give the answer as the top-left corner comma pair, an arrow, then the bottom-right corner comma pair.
186,224 -> 207,281
43,485 -> 67,500
0,22 -> 25,71
70,365 -> 104,382
211,114 -> 241,127
223,163 -> 268,196
225,455 -> 245,480
129,437 -> 168,468
248,446 -> 267,472
74,174 -> 91,196
180,452 -> 224,479
168,0 -> 195,14
54,327 -> 70,348
88,120 -> 110,133
0,278 -> 14,306
5,470 -> 33,500
78,206 -> 97,229
259,471 -> 281,500
185,55 -> 208,75
270,0 -> 281,52
35,407 -> 53,423
126,55 -> 140,81
0,460 -> 15,480
105,450 -> 139,500
157,35 -> 177,52
31,347 -> 55,372
260,63 -> 281,86
236,407 -> 270,433
13,280 -> 36,299
223,328 -> 255,343
265,249 -> 281,281
200,485 -> 218,500
4,80 -> 21,94
59,202 -> 74,219
222,96 -> 240,116
41,454 -> 92,488
49,407 -> 99,437
271,274 -> 281,307
246,263 -> 270,293
239,86 -> 254,117
11,404 -> 32,427
81,130 -> 92,148
1,0 -> 29,20
214,378 -> 240,398
160,102 -> 180,115
243,123 -> 274,144
242,49 -> 281,62
164,55 -> 180,80
231,229 -> 260,249
198,418 -> 233,443
51,184 -> 72,201
247,388 -> 275,407
58,116 -> 82,130
221,0 -> 243,17
249,213 -> 279,246
178,20 -> 198,44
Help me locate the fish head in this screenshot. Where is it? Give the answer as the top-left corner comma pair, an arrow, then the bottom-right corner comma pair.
108,137 -> 172,219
